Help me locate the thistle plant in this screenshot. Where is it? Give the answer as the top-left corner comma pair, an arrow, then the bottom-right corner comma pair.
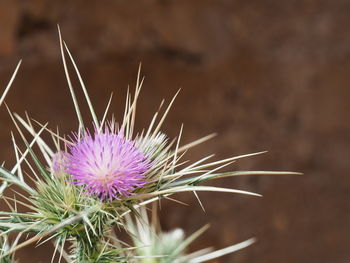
0,29 -> 299,263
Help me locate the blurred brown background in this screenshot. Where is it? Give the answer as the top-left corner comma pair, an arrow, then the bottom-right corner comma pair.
0,0 -> 349,262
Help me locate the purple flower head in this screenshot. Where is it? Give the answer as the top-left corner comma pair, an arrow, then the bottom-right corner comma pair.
65,126 -> 150,201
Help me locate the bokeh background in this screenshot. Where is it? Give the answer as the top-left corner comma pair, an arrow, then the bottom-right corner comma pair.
0,1 -> 349,262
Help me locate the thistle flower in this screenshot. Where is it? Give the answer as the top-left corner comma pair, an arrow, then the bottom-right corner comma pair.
65,127 -> 151,201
